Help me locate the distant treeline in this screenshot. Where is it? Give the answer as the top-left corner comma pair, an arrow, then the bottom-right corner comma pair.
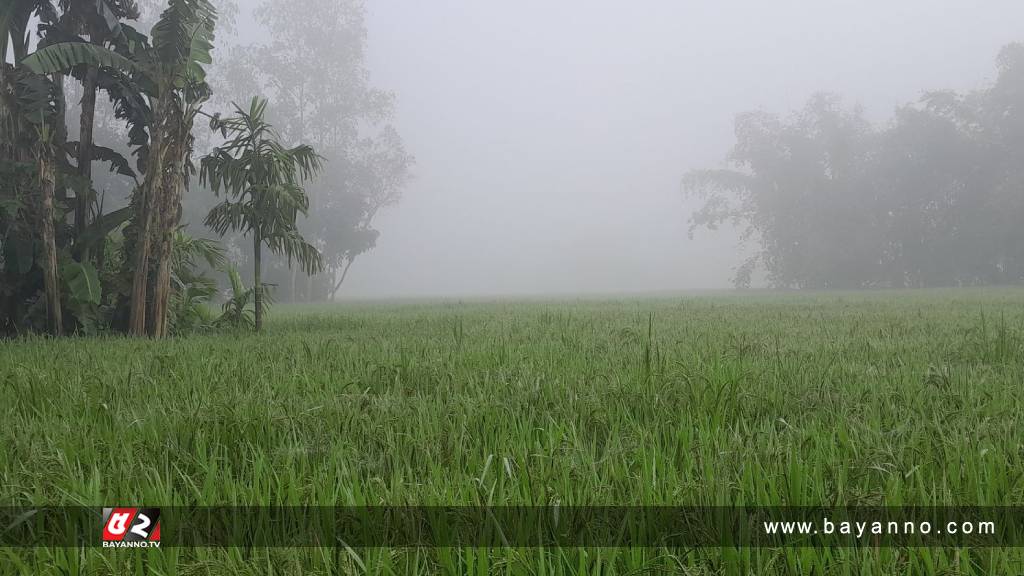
686,44 -> 1024,289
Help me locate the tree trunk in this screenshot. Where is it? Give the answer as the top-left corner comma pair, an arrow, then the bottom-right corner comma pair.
290,266 -> 298,302
39,151 -> 63,336
150,246 -> 172,337
128,186 -> 155,336
329,257 -> 356,301
52,74 -> 69,208
150,144 -> 185,338
128,100 -> 166,336
254,230 -> 263,332
75,65 -> 99,261
150,226 -> 173,338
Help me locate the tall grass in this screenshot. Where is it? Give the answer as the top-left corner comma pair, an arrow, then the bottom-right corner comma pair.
2,289 -> 1024,574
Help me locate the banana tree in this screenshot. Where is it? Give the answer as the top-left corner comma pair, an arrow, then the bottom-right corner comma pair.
2,0 -> 64,335
48,0 -> 140,261
201,97 -> 324,332
23,0 -> 217,337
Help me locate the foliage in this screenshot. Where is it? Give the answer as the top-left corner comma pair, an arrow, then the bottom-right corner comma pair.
59,257 -> 102,332
202,97 -> 324,273
5,0 -> 224,337
167,229 -> 223,333
217,0 -> 412,301
213,264 -> 273,330
686,47 -> 1024,289
60,259 -> 101,307
201,96 -> 322,331
23,42 -> 140,77
3,0 -> 408,338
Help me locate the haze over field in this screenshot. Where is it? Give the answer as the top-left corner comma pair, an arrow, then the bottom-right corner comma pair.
328,1 -> 1024,297
6,0 -> 1024,335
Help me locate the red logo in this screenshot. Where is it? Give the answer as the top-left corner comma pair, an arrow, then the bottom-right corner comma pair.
101,508 -> 161,548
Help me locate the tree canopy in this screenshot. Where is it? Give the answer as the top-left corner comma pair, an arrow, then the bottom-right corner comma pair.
686,45 -> 1024,289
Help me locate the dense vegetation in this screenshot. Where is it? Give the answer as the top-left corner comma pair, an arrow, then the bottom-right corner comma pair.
3,291 -> 1024,573
0,0 -> 410,337
686,45 -> 1024,290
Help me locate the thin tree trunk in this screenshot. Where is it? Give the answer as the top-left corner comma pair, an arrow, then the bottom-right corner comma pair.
95,203 -> 107,273
290,266 -> 297,302
52,74 -> 68,207
128,185 -> 156,336
39,151 -> 63,336
150,150 -> 184,338
329,257 -> 356,301
150,247 -> 172,337
150,226 -> 173,338
128,100 -> 166,336
75,66 -> 99,261
254,230 -> 263,332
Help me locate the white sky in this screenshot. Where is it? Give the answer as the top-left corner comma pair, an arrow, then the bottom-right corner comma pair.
330,1 -> 1024,297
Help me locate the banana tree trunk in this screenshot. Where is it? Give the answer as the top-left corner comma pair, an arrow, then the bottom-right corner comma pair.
128,188 -> 156,335
52,73 -> 69,207
254,230 -> 263,332
39,150 -> 63,336
150,145 -> 185,338
75,66 -> 98,261
128,99 -> 166,336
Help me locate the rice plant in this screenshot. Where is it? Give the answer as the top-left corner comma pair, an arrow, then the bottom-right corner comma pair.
2,289 -> 1023,574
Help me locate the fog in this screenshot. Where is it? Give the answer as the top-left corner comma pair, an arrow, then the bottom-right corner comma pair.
7,2 -> 1024,299
284,0 -> 1013,298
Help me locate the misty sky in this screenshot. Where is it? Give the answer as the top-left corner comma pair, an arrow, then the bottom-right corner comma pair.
270,1 -> 1024,298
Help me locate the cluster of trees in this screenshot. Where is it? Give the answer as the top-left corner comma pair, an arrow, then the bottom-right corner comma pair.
207,0 -> 412,303
1,0 -> 409,337
687,44 -> 1024,289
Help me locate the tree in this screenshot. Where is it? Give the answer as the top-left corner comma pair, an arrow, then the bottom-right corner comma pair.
685,94 -> 880,289
216,0 -> 411,302
2,0 -> 64,334
54,0 -> 140,262
316,126 -> 412,300
686,46 -> 1024,289
35,123 -> 63,335
24,0 -> 218,336
201,97 -> 323,331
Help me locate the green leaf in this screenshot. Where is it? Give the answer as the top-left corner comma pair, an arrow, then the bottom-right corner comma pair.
65,142 -> 138,180
62,261 -> 102,306
76,206 -> 133,251
14,71 -> 55,123
152,0 -> 217,87
22,42 -> 141,76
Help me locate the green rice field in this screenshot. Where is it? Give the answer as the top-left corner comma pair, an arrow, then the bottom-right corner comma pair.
3,289 -> 1024,574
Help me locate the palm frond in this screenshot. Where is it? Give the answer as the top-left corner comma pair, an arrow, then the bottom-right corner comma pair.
173,230 -> 225,271
265,229 -> 324,275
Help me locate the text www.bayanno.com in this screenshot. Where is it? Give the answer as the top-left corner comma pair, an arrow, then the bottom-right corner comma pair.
763,518 -> 996,540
